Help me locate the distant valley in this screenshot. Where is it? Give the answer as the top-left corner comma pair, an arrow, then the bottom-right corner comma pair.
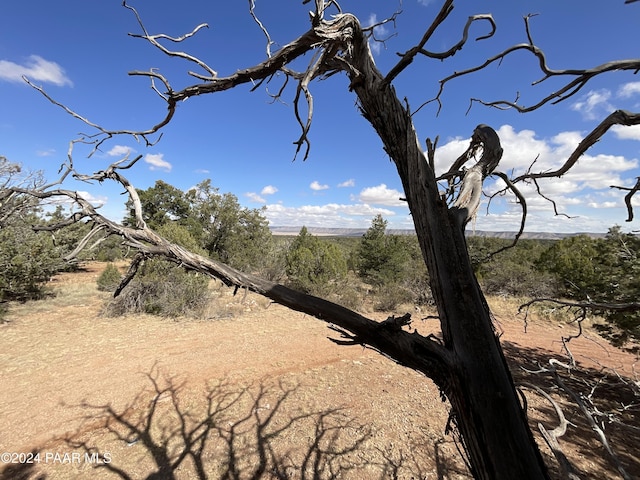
270,226 -> 606,240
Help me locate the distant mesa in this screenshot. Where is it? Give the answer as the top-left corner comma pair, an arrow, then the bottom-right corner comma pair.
269,226 -> 605,240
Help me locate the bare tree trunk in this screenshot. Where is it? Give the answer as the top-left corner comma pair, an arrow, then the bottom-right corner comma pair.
341,18 -> 550,480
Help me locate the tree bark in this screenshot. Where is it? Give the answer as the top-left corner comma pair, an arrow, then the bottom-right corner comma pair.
335,14 -> 550,479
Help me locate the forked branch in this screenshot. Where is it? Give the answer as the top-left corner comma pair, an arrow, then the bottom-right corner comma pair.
432,13 -> 640,114
385,0 -> 496,84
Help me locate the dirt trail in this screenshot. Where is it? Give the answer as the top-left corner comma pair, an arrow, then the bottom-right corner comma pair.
1,263 -> 638,479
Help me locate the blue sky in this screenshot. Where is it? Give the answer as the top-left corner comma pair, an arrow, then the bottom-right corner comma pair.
1,0 -> 639,233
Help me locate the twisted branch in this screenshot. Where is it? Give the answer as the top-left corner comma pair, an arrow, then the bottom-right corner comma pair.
385,0 -> 496,84
431,13 -> 640,114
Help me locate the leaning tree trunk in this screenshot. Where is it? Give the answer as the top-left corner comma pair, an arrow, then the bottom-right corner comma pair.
334,16 -> 550,480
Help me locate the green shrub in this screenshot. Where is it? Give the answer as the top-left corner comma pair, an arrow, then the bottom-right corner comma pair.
102,224 -> 211,318
374,284 -> 413,312
357,215 -> 410,287
94,235 -> 126,262
102,259 -> 211,318
96,263 -> 122,292
0,219 -> 61,302
285,227 -> 347,295
335,283 -> 364,311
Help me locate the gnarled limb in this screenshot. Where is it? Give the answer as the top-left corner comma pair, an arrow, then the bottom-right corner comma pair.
512,110 -> 640,183
611,177 -> 640,222
525,360 -> 633,480
385,0 -> 496,85
449,124 -> 503,228
431,13 -> 640,114
423,9 -> 640,222
521,384 -> 580,480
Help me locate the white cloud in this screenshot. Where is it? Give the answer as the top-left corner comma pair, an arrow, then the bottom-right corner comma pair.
587,200 -> 618,209
430,136 -> 469,176
338,179 -> 355,188
0,55 -> 72,86
106,145 -> 135,157
144,153 -> 172,172
310,180 -> 329,191
247,185 -> 277,204
611,124 -> 640,141
264,202 -> 398,228
246,192 -> 266,203
618,81 -> 640,98
77,191 -> 107,207
571,89 -> 614,120
358,184 -> 406,206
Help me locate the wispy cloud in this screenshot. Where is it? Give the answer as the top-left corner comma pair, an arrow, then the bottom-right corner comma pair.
36,148 -> 56,157
261,185 -> 278,195
77,191 -> 107,207
144,153 -> 172,172
611,124 -> 640,141
310,180 -> 329,191
618,81 -> 640,98
0,55 -> 72,86
338,179 -> 355,188
264,203 -> 398,228
570,89 -> 614,120
571,82 -> 640,121
246,192 -> 266,203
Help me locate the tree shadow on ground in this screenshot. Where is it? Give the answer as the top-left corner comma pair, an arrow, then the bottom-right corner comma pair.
63,373 -> 370,479
3,341 -> 636,479
503,340 -> 640,480
57,367 -> 456,480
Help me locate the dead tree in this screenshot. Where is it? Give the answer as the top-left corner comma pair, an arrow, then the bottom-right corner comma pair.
12,1 -> 640,478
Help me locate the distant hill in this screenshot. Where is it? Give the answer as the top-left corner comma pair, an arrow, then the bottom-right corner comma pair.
269,226 -> 606,240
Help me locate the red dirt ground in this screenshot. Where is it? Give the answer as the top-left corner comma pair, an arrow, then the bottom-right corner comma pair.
0,262 -> 638,479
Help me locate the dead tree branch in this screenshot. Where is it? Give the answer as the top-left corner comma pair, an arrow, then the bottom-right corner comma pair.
431,13 -> 640,114
520,297 -> 640,316
385,0 -> 496,84
16,2 -> 640,477
611,177 -> 640,222
522,384 -> 580,480
512,110 -> 640,183
526,360 -> 634,480
123,1 -> 217,81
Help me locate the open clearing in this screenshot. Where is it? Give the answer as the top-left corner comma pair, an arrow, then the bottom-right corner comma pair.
1,262 -> 638,479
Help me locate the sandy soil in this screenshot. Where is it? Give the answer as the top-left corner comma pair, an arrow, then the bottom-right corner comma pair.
0,262 -> 638,479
